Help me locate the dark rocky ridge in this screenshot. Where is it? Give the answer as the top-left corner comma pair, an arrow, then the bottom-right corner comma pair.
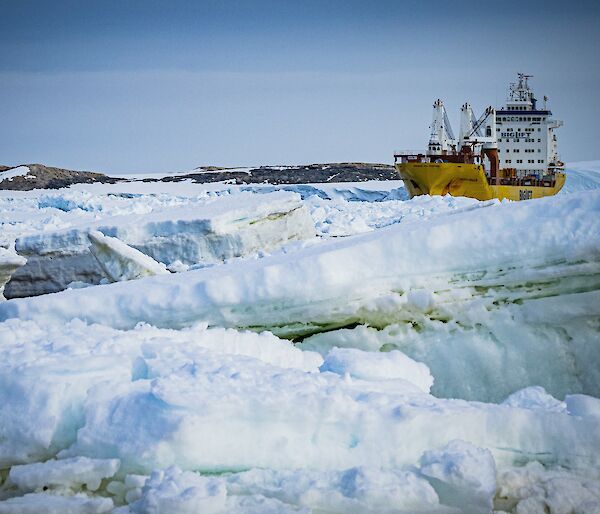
0,164 -> 121,190
1,162 -> 398,190
154,163 -> 398,185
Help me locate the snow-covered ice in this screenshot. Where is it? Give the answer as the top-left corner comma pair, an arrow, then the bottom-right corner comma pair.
0,248 -> 26,300
0,166 -> 29,183
4,190 -> 315,297
87,230 -> 170,282
8,457 -> 120,493
1,161 -> 600,513
3,188 -> 599,401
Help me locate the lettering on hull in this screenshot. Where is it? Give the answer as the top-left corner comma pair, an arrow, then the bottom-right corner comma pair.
519,190 -> 533,200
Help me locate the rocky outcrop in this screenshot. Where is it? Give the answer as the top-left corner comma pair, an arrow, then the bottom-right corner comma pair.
0,164 -> 122,190
2,162 -> 397,190
153,162 -> 397,185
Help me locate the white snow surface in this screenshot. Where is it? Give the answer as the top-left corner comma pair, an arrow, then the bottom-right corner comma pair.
0,166 -> 29,183
1,161 -> 600,513
320,347 -> 434,393
1,317 -> 600,513
0,493 -> 114,514
9,457 -> 120,492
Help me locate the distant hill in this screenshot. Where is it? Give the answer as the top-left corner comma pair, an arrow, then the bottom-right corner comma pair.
1,162 -> 398,190
0,164 -> 121,190
148,163 -> 397,185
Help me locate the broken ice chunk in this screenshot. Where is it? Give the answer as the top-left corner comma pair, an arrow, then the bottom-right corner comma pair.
565,394 -> 600,418
0,493 -> 113,514
419,440 -> 497,514
9,457 -> 120,493
0,248 -> 26,300
88,230 -> 169,282
320,347 -> 433,393
129,466 -> 226,514
502,386 -> 566,413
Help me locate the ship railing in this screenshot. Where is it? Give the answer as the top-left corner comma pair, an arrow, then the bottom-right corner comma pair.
394,149 -> 427,156
394,150 -> 429,164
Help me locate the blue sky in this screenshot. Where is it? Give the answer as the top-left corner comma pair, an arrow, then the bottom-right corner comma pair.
1,0 -> 599,172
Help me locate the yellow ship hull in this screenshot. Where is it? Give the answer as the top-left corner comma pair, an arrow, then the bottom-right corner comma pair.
396,162 -> 565,201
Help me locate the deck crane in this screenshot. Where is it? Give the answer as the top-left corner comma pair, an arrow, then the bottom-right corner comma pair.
427,99 -> 456,155
458,104 -> 499,182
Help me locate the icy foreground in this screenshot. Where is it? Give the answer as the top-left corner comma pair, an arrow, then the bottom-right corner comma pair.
3,189 -> 599,401
1,166 -> 600,512
1,319 -> 600,513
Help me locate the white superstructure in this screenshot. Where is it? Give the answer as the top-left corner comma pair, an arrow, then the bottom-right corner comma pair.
496,73 -> 564,177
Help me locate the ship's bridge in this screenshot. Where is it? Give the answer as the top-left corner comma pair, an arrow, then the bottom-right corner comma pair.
495,73 -> 563,177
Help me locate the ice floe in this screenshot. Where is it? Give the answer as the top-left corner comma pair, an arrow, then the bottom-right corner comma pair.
5,191 -> 315,297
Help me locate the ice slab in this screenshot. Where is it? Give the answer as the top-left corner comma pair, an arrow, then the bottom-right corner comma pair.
419,440 -> 496,514
320,347 -> 433,393
0,493 -> 113,514
9,457 -> 120,492
0,248 -> 26,299
6,190 -> 315,297
225,466 -> 452,514
88,231 -> 169,282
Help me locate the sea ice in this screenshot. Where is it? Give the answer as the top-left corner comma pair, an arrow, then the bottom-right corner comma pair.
87,230 -> 169,282
8,457 -> 120,493
419,440 -> 496,513
320,347 -> 433,393
1,164 -> 599,512
226,466 -> 450,513
0,319 -> 320,468
3,190 -> 598,401
0,248 -> 26,300
6,190 -> 315,297
0,493 -> 113,514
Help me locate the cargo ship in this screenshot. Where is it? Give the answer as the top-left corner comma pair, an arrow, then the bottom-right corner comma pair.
394,74 -> 565,201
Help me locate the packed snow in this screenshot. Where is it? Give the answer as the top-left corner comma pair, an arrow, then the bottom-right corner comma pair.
0,161 -> 600,513
0,166 -> 29,183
